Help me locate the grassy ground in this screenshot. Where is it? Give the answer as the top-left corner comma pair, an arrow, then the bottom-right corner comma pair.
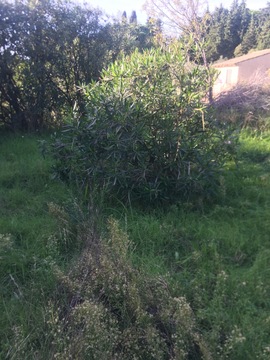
122,130 -> 270,359
0,133 -> 72,357
0,129 -> 269,358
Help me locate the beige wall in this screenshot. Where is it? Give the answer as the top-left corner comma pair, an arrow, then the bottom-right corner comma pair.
238,54 -> 270,81
213,53 -> 270,96
213,67 -> 239,96
213,54 -> 270,96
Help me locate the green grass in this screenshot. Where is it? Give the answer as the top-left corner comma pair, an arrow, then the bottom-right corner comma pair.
0,133 -> 72,357
0,129 -> 269,359
120,130 -> 270,359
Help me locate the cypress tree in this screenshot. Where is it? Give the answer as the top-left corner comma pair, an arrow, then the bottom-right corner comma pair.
257,2 -> 270,49
129,10 -> 137,24
122,11 -> 127,23
240,15 -> 258,53
205,5 -> 229,61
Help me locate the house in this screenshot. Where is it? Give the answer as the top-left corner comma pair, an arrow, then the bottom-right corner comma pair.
212,49 -> 270,96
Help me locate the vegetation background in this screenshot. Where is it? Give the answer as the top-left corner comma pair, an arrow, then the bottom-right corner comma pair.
1,0 -> 270,131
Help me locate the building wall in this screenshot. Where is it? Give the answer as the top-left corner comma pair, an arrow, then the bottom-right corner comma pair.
238,54 -> 270,81
213,67 -> 239,96
213,53 -> 270,96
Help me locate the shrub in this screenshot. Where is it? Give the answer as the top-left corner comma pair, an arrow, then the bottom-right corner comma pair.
52,44 -> 237,203
5,208 -> 211,358
43,218 -> 212,359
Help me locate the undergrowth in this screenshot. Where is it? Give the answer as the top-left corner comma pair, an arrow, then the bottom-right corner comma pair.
121,130 -> 270,359
0,128 -> 269,359
0,133 -> 72,358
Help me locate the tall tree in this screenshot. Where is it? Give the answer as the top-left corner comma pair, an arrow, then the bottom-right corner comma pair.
257,2 -> 270,49
237,14 -> 258,54
129,10 -> 137,24
222,0 -> 251,58
122,11 -> 127,23
106,17 -> 157,62
204,5 -> 229,62
0,0 -> 110,130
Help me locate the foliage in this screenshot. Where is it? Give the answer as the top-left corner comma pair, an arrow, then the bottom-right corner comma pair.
1,0 -> 270,132
0,0 -> 110,130
14,217 -> 211,359
1,124 -> 270,359
143,0 -> 215,102
204,5 -> 229,62
105,18 -> 157,62
0,0 -> 157,131
122,129 -> 270,360
51,45 -> 236,203
0,133 -> 71,358
204,1 -> 270,62
235,14 -> 258,56
257,3 -> 270,49
143,0 -> 269,62
224,0 -> 250,58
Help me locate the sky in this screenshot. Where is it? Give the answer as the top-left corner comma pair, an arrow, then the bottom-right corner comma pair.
82,0 -> 269,23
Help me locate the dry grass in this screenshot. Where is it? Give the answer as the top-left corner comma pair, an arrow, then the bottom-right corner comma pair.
213,71 -> 270,129
41,218 -> 212,360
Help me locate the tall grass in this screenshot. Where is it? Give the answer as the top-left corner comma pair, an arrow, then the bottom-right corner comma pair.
0,133 -> 71,358
0,128 -> 269,359
121,129 -> 270,359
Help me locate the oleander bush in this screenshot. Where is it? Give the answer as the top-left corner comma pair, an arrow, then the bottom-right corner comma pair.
52,44 -> 237,203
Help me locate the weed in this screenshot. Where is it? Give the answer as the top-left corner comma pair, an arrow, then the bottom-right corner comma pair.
1,127 -> 269,359
0,133 -> 71,358
39,218 -> 212,360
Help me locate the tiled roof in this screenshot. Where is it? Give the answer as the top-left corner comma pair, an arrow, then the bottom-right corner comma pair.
213,49 -> 270,68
